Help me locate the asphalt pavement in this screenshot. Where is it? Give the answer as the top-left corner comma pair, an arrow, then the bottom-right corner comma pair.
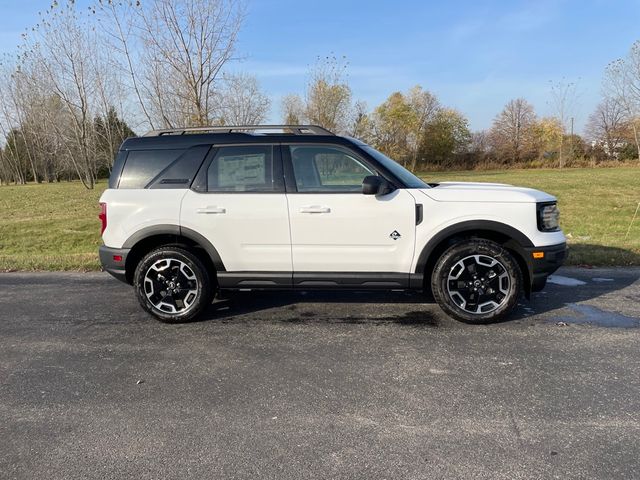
1,267 -> 639,479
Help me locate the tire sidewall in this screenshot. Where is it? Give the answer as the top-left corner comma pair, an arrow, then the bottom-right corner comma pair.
133,247 -> 212,323
431,240 -> 522,324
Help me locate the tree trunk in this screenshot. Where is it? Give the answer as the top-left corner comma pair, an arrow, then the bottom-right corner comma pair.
410,150 -> 419,172
633,122 -> 640,161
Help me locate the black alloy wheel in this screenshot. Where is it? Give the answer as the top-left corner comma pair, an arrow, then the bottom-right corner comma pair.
431,239 -> 523,324
134,246 -> 213,323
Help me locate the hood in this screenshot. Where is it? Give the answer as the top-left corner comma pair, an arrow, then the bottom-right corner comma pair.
422,181 -> 556,203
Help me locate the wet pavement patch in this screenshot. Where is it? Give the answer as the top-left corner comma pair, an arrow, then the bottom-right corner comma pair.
553,303 -> 640,328
547,275 -> 587,286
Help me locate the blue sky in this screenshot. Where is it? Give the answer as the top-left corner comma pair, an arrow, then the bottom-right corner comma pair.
1,0 -> 640,132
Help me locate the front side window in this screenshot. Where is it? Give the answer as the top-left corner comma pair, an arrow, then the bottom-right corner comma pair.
207,145 -> 282,192
289,145 -> 374,192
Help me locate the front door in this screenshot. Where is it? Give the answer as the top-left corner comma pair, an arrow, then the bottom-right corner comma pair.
285,144 -> 416,285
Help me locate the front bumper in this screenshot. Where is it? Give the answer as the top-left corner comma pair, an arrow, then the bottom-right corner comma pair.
524,242 -> 567,292
99,245 -> 131,284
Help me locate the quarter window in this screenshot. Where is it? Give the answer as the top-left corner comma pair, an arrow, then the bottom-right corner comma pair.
289,145 -> 374,192
118,149 -> 184,189
148,145 -> 211,189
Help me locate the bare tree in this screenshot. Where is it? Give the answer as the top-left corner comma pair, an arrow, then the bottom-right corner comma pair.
548,78 -> 580,167
90,25 -> 137,171
135,0 -> 245,127
469,130 -> 492,166
489,98 -> 537,164
95,0 -> 245,129
1,0 -> 246,185
0,59 -> 27,184
217,72 -> 270,125
96,0 -> 155,130
22,2 -> 104,188
0,67 -> 73,185
0,55 -> 51,184
586,95 -> 628,160
605,42 -> 640,160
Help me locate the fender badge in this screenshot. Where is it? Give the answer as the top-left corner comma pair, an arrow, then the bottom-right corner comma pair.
390,230 -> 401,240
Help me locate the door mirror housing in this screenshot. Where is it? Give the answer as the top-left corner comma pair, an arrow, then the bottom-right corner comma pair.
362,175 -> 393,196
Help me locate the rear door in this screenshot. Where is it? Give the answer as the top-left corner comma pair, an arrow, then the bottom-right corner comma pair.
284,144 -> 417,285
180,144 -> 292,285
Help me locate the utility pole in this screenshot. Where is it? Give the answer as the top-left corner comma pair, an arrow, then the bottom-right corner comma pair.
515,118 -> 521,163
559,133 -> 564,169
569,116 -> 574,166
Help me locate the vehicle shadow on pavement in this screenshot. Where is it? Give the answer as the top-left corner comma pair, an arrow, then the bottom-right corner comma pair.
201,290 -> 441,327
197,266 -> 639,326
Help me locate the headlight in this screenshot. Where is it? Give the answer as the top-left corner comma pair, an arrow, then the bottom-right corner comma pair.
537,202 -> 560,232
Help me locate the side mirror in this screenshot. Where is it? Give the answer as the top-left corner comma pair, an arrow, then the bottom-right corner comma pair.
362,175 -> 393,196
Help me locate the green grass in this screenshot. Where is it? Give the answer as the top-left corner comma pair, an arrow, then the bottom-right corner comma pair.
0,167 -> 639,271
0,181 -> 104,271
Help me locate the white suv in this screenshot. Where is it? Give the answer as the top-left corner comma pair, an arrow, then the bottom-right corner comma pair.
99,125 -> 566,324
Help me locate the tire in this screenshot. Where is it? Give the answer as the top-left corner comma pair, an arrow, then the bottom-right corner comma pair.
431,239 -> 522,324
133,246 -> 214,323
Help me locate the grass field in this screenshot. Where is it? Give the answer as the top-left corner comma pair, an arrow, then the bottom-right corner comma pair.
0,167 -> 639,271
0,181 -> 104,271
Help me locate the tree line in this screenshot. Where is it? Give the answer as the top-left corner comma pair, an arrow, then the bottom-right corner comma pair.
282,54 -> 640,172
0,0 -> 638,188
0,0 -> 266,187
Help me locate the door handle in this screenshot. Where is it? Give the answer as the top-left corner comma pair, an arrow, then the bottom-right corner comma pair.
196,206 -> 226,214
299,205 -> 331,214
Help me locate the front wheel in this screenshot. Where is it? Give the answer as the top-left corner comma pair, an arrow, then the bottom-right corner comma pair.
431,239 -> 522,324
133,246 -> 213,323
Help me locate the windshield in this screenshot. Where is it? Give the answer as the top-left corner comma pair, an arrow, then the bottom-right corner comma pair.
361,146 -> 429,189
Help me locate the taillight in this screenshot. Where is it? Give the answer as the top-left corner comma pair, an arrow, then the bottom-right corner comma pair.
99,202 -> 107,235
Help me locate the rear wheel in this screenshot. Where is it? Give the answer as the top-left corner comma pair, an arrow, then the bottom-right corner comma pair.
133,246 -> 213,323
431,239 -> 522,324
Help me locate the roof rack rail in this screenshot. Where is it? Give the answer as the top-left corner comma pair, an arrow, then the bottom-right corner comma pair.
143,125 -> 335,137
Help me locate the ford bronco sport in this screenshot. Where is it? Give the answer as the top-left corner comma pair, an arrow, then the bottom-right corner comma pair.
99,125 -> 566,324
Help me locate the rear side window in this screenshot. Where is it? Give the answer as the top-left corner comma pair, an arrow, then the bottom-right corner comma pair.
118,149 -> 184,189
207,145 -> 283,192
